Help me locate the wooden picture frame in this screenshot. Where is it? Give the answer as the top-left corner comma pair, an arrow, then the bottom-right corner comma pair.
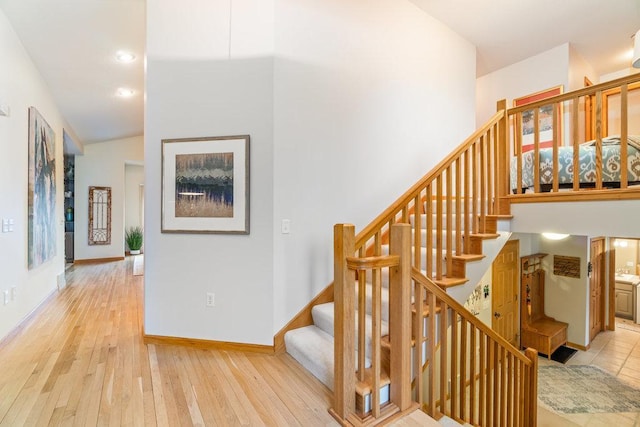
514,85 -> 563,153
161,135 -> 250,234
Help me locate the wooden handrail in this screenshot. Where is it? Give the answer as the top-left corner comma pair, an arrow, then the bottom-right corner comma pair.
346,255 -> 399,270
354,110 -> 505,250
411,268 -> 532,365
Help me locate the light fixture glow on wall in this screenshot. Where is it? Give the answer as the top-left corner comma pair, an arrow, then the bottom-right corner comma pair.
116,51 -> 136,63
541,232 -> 570,241
116,88 -> 135,97
633,29 -> 640,68
614,239 -> 629,248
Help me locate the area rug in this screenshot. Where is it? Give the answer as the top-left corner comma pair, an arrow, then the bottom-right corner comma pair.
538,365 -> 640,414
549,345 -> 577,364
133,255 -> 144,276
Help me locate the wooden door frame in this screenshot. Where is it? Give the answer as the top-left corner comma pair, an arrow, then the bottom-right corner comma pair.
491,239 -> 520,347
608,237 -> 616,331
590,237 -> 606,341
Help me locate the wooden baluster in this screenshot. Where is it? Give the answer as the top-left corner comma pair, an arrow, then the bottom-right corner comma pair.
455,158 -> 462,256
451,311 -> 458,418
463,149 -> 470,254
402,206 -> 408,223
506,352 -> 512,426
446,167 -> 453,276
472,142 -> 478,234
514,359 -> 520,427
389,224 -> 412,411
621,84 -> 629,189
439,302 -> 449,416
332,224 -> 356,420
469,324 -> 476,425
595,90 -> 603,190
478,331 -> 485,426
572,97 -> 580,191
414,281 -> 424,405
479,134 -> 486,231
496,99 -> 509,213
525,348 -> 538,427
499,346 -> 506,427
426,184 -> 433,278
552,101 -> 559,192
486,336 -> 494,427
488,126 -> 495,215
427,291 -> 436,416
516,113 -> 523,195
533,108 -> 540,193
414,194 -> 422,274
372,265 -> 381,418
459,319 -> 467,421
375,231 -> 381,257
436,177 -> 443,280
358,249 -> 366,384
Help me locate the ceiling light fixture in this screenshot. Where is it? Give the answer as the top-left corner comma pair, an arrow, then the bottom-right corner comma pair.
116,51 -> 136,63
116,88 -> 135,97
633,30 -> 640,68
541,232 -> 570,241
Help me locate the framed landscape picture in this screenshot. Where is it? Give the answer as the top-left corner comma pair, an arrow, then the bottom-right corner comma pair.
161,135 -> 249,234
28,107 -> 57,269
514,85 -> 563,153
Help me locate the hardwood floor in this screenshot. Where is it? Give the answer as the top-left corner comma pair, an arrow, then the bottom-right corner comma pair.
0,259 -> 337,426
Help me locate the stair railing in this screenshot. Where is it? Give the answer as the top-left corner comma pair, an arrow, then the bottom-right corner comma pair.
412,269 -> 538,426
353,108 -> 509,287
331,223 -> 414,425
507,73 -> 640,203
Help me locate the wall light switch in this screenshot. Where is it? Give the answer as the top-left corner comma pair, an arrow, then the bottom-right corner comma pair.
281,219 -> 291,234
3,290 -> 8,305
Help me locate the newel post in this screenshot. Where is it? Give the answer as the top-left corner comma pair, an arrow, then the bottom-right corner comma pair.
332,224 -> 356,420
389,223 -> 412,410
496,99 -> 511,215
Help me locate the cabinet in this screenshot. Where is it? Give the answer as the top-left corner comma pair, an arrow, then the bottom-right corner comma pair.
615,282 -> 634,319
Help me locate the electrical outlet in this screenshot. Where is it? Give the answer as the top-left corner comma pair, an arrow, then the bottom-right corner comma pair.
206,292 -> 215,307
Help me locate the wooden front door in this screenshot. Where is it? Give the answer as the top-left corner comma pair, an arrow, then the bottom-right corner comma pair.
492,240 -> 519,347
590,237 -> 605,341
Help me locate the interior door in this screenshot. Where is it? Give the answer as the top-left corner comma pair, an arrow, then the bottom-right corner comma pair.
492,240 -> 519,347
590,237 -> 605,341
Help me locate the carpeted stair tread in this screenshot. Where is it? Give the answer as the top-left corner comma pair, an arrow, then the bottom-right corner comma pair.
284,325 -> 336,390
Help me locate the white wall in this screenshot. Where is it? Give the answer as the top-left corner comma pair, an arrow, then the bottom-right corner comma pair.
146,0 -> 275,345
0,10 -> 68,341
272,0 -> 477,330
74,136 -> 144,260
538,235 -> 590,347
145,0 -> 477,345
476,44 -> 570,126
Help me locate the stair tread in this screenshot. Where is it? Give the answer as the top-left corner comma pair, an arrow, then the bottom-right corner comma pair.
451,253 -> 485,261
355,367 -> 391,396
470,233 -> 500,239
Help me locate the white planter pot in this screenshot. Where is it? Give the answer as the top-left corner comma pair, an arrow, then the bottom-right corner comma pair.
130,249 -> 141,255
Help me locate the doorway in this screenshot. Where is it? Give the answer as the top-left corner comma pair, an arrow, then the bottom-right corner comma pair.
492,240 -> 519,347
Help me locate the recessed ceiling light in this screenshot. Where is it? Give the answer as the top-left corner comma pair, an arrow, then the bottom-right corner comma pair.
541,232 -> 570,241
116,88 -> 135,97
116,51 -> 136,63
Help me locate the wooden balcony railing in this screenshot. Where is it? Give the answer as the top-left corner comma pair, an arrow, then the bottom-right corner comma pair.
506,73 -> 640,203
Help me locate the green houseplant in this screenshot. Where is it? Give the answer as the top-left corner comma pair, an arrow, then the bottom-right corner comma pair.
125,226 -> 143,255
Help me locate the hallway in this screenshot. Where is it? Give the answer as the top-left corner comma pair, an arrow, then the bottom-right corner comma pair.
0,259 -> 336,426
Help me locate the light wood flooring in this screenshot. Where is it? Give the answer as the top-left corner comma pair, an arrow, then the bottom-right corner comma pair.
0,259 -> 338,426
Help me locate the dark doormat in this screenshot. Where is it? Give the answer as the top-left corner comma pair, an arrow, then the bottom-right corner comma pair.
549,345 -> 577,364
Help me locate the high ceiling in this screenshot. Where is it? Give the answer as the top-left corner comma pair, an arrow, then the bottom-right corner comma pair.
1,0 -> 639,146
410,0 -> 640,77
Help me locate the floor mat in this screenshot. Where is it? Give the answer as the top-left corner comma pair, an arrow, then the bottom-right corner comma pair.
549,345 -> 577,364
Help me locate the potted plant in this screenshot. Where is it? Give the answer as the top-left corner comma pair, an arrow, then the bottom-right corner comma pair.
125,226 -> 143,255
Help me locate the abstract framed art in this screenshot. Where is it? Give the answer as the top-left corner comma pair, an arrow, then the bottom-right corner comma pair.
161,135 -> 250,234
28,107 -> 57,269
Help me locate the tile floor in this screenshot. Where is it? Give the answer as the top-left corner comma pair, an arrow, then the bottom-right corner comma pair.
538,318 -> 640,426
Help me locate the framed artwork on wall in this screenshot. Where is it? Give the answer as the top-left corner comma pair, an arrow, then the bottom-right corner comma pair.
88,186 -> 112,245
514,85 -> 563,153
161,135 -> 250,234
28,107 -> 57,269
